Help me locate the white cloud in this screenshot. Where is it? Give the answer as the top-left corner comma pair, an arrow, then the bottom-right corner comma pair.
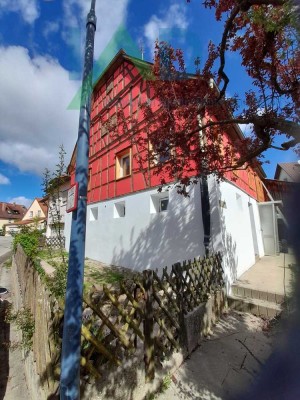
144,3 -> 189,56
62,0 -> 130,60
43,21 -> 60,39
0,0 -> 39,24
8,196 -> 32,208
0,45 -> 80,175
0,173 -> 10,185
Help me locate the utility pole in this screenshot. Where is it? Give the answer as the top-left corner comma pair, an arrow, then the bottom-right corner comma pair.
60,1 -> 96,398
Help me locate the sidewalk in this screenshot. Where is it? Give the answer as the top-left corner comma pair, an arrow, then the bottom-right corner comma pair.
0,259 -> 30,400
155,311 -> 280,400
234,253 -> 295,297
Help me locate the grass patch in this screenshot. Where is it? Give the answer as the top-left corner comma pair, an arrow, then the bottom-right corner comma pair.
38,247 -> 138,298
86,268 -> 124,284
84,265 -> 125,294
38,248 -> 68,262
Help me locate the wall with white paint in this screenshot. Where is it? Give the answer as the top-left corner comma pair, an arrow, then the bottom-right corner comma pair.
65,178 -> 264,288
65,185 -> 205,273
208,177 -> 264,290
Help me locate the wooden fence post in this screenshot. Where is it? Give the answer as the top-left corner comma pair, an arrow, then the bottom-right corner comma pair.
143,270 -> 155,382
172,262 -> 187,350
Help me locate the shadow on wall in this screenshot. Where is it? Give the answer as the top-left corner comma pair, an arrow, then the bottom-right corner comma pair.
111,187 -> 205,274
209,178 -> 238,291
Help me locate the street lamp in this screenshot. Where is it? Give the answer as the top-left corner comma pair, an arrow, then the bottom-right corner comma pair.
60,1 -> 97,399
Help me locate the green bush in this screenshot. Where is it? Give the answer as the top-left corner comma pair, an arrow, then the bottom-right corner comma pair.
5,307 -> 35,351
13,229 -> 42,259
46,261 -> 68,300
13,229 -> 46,277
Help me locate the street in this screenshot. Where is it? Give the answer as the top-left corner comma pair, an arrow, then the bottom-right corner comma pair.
0,236 -> 12,265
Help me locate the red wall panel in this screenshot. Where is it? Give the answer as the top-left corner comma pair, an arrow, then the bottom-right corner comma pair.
70,54 -> 264,204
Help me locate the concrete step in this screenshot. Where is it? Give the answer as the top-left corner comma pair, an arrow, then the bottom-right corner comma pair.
228,294 -> 282,319
231,284 -> 285,304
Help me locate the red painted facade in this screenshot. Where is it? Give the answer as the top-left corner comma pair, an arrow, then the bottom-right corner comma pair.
69,51 -> 266,204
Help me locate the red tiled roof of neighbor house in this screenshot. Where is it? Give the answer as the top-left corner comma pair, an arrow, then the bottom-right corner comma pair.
274,162 -> 300,182
0,202 -> 27,220
9,217 -> 46,226
36,198 -> 48,217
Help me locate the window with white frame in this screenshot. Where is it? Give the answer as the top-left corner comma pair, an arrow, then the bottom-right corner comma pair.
29,211 -> 33,218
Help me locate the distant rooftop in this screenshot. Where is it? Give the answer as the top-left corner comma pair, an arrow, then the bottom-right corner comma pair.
274,162 -> 300,182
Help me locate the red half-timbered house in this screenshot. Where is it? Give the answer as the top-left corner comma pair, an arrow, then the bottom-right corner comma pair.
66,50 -> 268,287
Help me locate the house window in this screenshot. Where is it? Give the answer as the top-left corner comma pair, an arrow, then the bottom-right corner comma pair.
150,139 -> 171,165
89,207 -> 98,221
150,192 -> 169,214
159,198 -> 169,212
114,201 -> 125,218
37,210 -> 41,217
29,211 -> 33,218
116,149 -> 131,179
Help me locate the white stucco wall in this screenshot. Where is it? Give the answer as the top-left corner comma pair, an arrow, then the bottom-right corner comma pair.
65,185 -> 205,273
208,177 -> 264,290
64,178 -> 264,288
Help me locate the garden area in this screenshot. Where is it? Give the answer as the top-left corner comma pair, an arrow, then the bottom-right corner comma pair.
12,227 -> 138,302
10,227 -> 225,400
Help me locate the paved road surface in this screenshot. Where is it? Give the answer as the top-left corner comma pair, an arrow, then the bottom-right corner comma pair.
0,237 -> 13,264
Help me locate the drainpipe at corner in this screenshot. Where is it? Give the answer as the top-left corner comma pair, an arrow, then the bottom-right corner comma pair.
197,115 -> 211,256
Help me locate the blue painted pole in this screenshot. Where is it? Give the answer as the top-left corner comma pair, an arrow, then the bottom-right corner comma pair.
60,1 -> 96,398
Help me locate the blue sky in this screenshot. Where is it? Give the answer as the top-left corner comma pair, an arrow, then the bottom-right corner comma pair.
0,0 -> 297,207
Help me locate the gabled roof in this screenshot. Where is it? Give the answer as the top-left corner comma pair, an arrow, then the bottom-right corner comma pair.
0,202 -> 27,220
24,198 -> 48,219
6,217 -> 46,227
68,49 -> 266,179
274,162 -> 300,182
36,198 -> 48,216
93,48 -> 153,92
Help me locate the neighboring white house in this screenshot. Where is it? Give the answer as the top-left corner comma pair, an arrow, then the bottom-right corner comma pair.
45,175 -> 70,238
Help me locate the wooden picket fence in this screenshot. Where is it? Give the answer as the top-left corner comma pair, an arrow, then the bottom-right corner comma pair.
13,244 -> 224,394
80,253 -> 224,381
